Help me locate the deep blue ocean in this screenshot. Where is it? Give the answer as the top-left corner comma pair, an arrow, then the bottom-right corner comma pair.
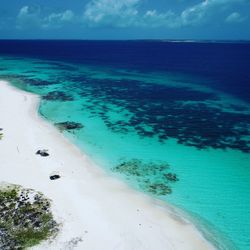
0,40 -> 250,249
1,40 -> 250,102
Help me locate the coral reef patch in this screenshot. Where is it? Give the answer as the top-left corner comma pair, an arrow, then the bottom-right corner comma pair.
112,159 -> 179,196
1,60 -> 250,153
42,91 -> 74,101
55,121 -> 84,132
75,77 -> 250,153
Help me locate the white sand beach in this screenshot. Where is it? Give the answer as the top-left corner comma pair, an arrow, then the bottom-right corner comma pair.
0,80 -> 215,250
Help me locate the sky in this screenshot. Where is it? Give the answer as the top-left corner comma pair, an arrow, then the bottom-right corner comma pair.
0,0 -> 250,40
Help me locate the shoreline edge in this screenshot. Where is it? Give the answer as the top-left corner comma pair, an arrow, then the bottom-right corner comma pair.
0,80 -> 215,250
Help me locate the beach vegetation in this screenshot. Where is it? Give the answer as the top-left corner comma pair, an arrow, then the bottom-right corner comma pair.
0,184 -> 59,249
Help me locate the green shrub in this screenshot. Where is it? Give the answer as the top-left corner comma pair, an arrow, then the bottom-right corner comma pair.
0,184 -> 59,249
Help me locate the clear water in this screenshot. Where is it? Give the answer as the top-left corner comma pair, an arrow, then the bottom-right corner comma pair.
0,54 -> 250,250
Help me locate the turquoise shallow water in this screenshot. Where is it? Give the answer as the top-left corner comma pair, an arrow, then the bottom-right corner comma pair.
1,56 -> 250,249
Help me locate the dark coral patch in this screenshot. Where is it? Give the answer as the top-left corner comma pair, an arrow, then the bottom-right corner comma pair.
112,159 -> 179,196
2,60 -> 250,153
147,183 -> 172,195
42,91 -> 74,101
72,76 -> 250,153
0,74 -> 57,87
55,121 -> 84,132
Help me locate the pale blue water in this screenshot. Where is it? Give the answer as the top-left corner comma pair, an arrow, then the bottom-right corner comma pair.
0,50 -> 250,249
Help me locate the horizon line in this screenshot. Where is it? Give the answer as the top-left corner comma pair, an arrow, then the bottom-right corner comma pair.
0,38 -> 250,43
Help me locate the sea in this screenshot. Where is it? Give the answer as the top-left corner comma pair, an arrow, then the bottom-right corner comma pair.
0,40 -> 249,249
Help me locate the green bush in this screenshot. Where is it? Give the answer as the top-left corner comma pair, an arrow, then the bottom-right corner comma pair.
0,184 -> 59,249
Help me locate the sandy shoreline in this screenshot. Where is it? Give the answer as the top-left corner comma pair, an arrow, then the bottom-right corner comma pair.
0,80 -> 215,250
